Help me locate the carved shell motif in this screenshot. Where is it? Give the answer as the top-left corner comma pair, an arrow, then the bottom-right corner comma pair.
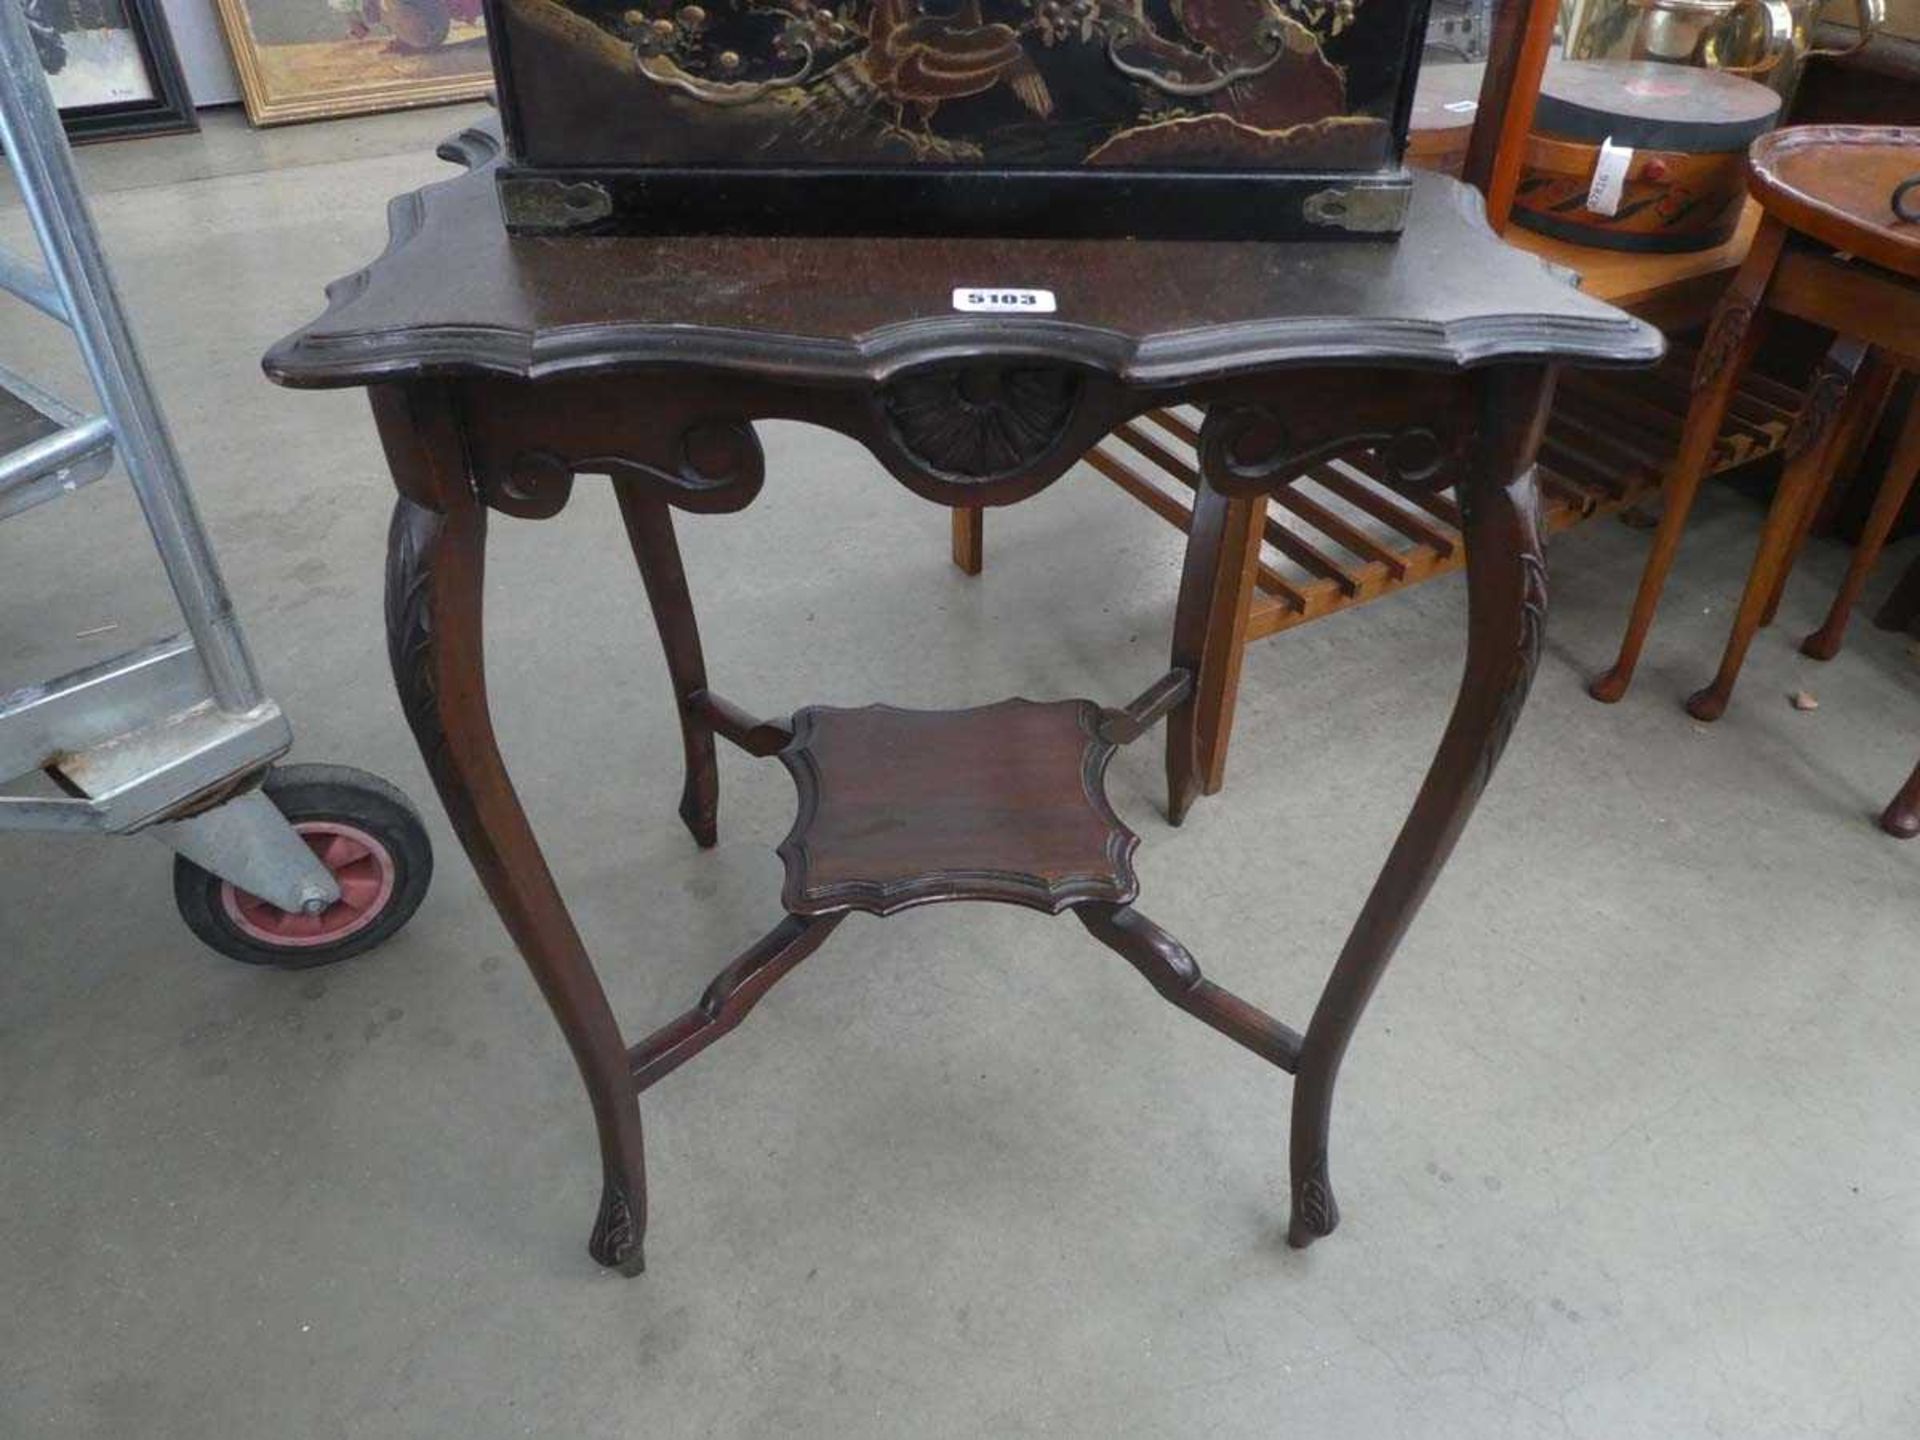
882,366 -> 1082,481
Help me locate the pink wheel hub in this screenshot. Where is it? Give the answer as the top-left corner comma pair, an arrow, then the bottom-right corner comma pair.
220,821 -> 397,948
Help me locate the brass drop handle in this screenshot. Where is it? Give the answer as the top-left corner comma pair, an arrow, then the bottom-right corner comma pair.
1805,0 -> 1884,60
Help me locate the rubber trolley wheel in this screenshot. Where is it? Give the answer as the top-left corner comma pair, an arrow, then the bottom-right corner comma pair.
173,763 -> 433,968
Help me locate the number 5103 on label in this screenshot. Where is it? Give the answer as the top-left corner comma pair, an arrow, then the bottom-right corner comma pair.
951,288 -> 1058,315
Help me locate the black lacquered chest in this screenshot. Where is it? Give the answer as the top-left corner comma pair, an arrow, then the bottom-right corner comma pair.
484,0 -> 1437,238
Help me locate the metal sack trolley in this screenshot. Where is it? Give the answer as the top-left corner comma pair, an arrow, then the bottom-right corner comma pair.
0,2 -> 431,966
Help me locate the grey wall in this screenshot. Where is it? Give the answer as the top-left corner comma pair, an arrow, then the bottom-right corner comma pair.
158,0 -> 240,105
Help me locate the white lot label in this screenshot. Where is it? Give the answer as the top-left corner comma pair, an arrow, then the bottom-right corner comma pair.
952,287 -> 1057,314
1586,136 -> 1634,218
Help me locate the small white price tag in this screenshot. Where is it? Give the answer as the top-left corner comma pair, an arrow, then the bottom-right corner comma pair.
1586,136 -> 1634,218
952,287 -> 1057,315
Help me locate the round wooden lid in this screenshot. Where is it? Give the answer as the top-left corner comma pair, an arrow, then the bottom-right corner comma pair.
1533,61 -> 1781,152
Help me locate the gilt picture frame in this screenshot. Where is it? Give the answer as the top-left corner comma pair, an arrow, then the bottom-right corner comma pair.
210,0 -> 495,125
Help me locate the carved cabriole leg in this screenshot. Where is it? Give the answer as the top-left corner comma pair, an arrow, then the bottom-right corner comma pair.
1803,381 -> 1920,661
1590,216 -> 1788,704
1287,365 -> 1555,1248
1881,756 -> 1920,839
612,482 -> 720,848
376,387 -> 649,1276
1165,481 -> 1266,824
1685,336 -> 1873,723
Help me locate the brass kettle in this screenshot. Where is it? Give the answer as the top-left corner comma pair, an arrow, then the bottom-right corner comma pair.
1572,0 -> 1883,100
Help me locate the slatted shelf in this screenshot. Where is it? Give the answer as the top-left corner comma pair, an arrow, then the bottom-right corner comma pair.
1081,341 -> 1798,640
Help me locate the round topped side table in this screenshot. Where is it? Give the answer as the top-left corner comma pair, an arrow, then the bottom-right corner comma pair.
1590,125 -> 1920,723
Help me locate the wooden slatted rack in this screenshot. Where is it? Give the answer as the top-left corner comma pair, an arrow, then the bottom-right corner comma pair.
1081,341 -> 1800,640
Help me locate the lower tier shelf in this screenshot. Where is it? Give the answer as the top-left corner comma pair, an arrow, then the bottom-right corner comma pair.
776,698 -> 1140,918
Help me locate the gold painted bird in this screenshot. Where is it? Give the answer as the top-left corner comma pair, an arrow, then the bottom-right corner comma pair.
866,0 -> 1054,133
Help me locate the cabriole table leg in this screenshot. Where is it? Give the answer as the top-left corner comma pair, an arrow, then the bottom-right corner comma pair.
378,391 -> 651,1276
1685,337 -> 1873,723
1802,378 -> 1920,662
614,482 -> 721,848
1286,366 -> 1555,1246
1589,218 -> 1786,705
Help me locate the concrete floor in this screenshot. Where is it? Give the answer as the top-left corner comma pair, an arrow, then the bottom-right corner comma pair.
3,107 -> 1919,1440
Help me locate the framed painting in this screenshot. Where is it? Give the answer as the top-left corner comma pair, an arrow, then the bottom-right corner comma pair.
211,0 -> 494,125
26,0 -> 199,142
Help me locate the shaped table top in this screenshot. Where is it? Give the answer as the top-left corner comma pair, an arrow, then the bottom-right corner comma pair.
265,121 -> 1663,393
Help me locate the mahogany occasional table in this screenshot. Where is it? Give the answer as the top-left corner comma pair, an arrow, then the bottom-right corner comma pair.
266,123 -> 1660,1276
1589,127 -> 1920,720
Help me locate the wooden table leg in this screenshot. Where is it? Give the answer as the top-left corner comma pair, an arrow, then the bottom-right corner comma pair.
1881,755 -> 1920,838
1803,382 -> 1920,661
951,506 -> 984,576
1774,356 -> 1898,628
1686,336 -> 1872,722
1165,483 -> 1265,824
1197,498 -> 1266,799
379,393 -> 650,1276
614,483 -> 720,848
1288,365 -> 1553,1247
1590,217 -> 1787,704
